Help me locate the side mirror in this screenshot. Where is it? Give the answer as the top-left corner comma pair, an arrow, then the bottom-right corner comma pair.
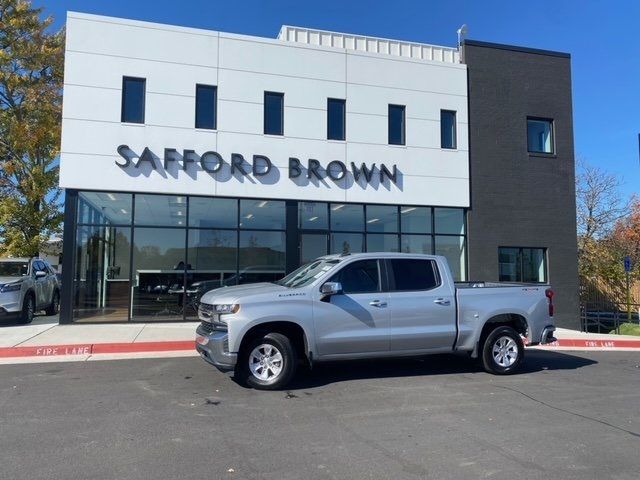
320,282 -> 342,297
35,270 -> 47,278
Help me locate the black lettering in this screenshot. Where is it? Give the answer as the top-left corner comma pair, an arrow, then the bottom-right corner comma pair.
252,155 -> 272,177
200,151 -> 223,173
182,149 -> 196,171
136,147 -> 157,169
116,145 -> 131,168
379,164 -> 398,184
231,153 -> 249,175
351,162 -> 375,183
288,157 -> 302,178
326,160 -> 347,181
164,148 -> 178,169
307,159 -> 322,180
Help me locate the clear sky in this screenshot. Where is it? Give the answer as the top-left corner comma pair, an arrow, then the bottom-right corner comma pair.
42,0 -> 640,200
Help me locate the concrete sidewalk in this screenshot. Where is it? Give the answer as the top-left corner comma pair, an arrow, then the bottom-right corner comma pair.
1,318 -> 639,364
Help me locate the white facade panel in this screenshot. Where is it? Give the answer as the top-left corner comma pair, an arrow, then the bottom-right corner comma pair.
66,13 -> 219,67
61,12 -> 470,208
64,50 -> 218,97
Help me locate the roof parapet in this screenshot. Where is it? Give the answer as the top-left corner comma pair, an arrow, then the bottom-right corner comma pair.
278,25 -> 460,64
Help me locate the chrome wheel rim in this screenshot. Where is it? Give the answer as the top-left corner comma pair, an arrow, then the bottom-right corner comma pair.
492,336 -> 518,367
249,344 -> 283,382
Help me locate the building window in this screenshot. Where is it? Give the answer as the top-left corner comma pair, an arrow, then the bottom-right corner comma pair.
388,104 -> 405,145
195,84 -> 217,129
440,110 -> 457,149
499,247 -> 547,283
121,77 -> 145,124
327,98 -> 346,140
71,192 -> 287,323
264,91 -> 284,135
527,118 -> 554,154
298,203 -> 467,281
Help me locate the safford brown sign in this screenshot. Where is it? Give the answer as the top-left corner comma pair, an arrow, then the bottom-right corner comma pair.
116,145 -> 398,185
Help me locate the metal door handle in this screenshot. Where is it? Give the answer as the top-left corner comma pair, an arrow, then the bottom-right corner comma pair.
369,300 -> 388,308
434,298 -> 451,306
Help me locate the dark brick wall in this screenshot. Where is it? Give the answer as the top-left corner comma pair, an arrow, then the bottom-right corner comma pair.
462,41 -> 579,329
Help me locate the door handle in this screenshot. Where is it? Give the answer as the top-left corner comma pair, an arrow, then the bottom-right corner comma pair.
369,300 -> 388,308
434,298 -> 451,306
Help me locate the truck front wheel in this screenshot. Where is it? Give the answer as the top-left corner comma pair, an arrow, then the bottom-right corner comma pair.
237,332 -> 297,390
481,326 -> 524,375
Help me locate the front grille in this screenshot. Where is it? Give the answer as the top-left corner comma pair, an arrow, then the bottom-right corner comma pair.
198,302 -> 214,320
199,321 -> 215,334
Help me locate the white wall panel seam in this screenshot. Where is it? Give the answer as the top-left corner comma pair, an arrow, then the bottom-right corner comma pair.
65,50 -> 466,98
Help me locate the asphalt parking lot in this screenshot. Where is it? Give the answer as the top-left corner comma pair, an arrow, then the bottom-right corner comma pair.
1,349 -> 639,480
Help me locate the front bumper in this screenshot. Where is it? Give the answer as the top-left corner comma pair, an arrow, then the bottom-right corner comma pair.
0,292 -> 21,314
539,325 -> 557,345
0,306 -> 21,320
195,324 -> 237,372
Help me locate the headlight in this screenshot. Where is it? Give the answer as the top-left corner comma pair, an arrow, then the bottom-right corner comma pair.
213,304 -> 240,314
0,282 -> 22,293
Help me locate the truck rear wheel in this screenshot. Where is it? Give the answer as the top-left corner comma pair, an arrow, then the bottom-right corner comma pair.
237,332 -> 297,390
481,326 -> 524,375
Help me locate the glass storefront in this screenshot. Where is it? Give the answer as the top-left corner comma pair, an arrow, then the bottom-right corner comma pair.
70,191 -> 466,322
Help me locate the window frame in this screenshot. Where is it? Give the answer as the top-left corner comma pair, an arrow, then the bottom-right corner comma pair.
327,98 -> 346,141
526,117 -> 555,154
328,259 -> 383,294
498,246 -> 548,283
388,104 -> 406,146
264,91 -> 284,136
195,84 -> 217,130
385,258 -> 442,292
121,76 -> 146,124
440,109 -> 457,149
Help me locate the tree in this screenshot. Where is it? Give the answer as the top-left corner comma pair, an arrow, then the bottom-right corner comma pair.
609,197 -> 640,282
575,160 -> 629,279
0,0 -> 64,257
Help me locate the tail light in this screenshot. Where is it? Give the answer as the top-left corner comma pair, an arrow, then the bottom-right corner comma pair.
545,288 -> 555,317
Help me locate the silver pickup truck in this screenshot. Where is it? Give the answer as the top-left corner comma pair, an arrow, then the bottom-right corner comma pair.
196,253 -> 556,390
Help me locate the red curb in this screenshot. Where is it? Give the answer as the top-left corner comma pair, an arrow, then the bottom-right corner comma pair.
0,344 -> 93,358
543,338 -> 640,349
91,341 -> 195,354
1,338 -> 639,360
0,341 -> 196,358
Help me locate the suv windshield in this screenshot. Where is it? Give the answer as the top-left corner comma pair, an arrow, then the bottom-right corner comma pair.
0,262 -> 29,277
276,259 -> 341,288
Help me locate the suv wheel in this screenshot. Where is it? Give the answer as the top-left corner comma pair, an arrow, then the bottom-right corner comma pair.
21,294 -> 35,324
481,326 -> 524,375
45,290 -> 60,316
236,333 -> 297,390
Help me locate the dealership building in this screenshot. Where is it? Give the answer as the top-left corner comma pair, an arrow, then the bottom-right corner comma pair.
58,12 -> 579,327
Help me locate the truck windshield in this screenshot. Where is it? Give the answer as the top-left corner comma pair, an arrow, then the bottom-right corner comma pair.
0,262 -> 29,277
276,259 -> 341,288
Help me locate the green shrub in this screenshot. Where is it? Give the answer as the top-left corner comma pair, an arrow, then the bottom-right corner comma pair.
611,323 -> 640,336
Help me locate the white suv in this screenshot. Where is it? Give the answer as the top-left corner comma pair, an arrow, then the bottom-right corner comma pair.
0,258 -> 60,324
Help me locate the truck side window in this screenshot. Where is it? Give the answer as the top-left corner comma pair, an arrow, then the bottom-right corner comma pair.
389,259 -> 440,291
330,260 -> 380,294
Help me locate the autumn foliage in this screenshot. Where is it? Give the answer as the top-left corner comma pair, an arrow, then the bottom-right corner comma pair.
0,0 -> 64,257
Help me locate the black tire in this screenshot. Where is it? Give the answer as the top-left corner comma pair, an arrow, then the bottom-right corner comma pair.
45,290 -> 60,316
20,294 -> 35,325
236,332 -> 297,390
481,326 -> 524,375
